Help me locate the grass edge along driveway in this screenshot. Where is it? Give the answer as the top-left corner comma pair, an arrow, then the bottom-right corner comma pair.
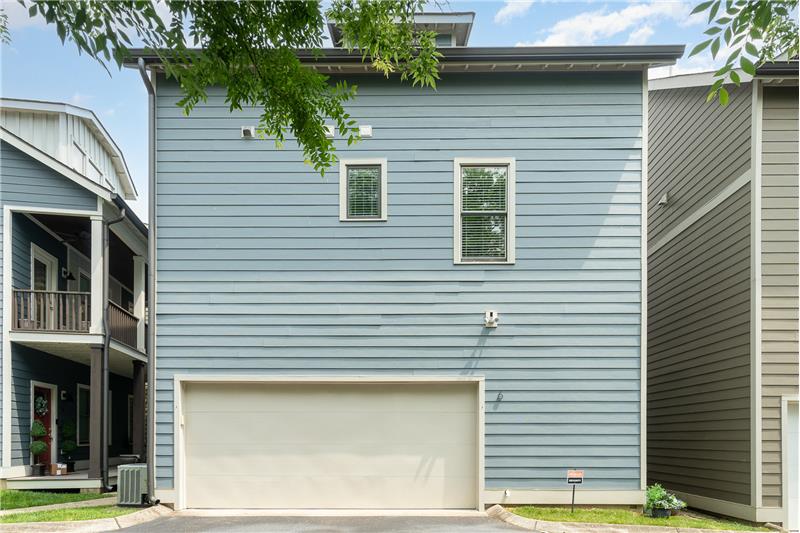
0,504 -> 137,524
511,507 -> 771,531
0,489 -> 111,510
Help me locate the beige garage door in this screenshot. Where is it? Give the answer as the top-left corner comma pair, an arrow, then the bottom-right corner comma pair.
183,381 -> 479,509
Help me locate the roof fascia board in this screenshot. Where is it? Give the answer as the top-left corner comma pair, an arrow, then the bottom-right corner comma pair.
0,127 -> 113,202
124,45 -> 684,68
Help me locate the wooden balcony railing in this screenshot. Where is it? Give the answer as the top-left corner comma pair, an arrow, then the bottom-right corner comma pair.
12,290 -> 91,332
108,301 -> 138,348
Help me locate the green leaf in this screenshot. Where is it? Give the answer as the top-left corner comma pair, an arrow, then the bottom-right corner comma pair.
719,87 -> 730,106
704,26 -> 722,35
708,1 -> 721,22
730,70 -> 741,85
691,0 -> 715,15
745,41 -> 758,56
28,4 -> 37,17
690,39 -> 713,56
711,37 -> 720,57
740,56 -> 756,75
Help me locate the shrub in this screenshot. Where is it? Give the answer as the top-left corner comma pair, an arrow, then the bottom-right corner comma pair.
30,420 -> 47,438
29,439 -> 47,459
61,439 -> 77,455
61,419 -> 77,440
645,484 -> 686,512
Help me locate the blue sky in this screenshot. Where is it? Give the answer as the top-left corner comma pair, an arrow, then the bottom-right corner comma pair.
1,0 -> 723,218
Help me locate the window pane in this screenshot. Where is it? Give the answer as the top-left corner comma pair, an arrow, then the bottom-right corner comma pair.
33,259 -> 48,290
78,388 -> 90,445
435,33 -> 452,46
461,215 -> 507,260
461,166 -> 507,212
347,166 -> 381,218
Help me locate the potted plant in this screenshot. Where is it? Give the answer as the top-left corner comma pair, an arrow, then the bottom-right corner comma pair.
60,420 -> 78,472
645,483 -> 686,518
29,420 -> 49,476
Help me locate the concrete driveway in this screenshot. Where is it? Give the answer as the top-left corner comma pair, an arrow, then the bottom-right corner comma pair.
123,513 -> 527,532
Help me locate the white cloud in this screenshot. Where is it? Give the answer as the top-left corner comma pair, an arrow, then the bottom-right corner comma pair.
517,1 -> 693,47
626,25 -> 654,45
649,42 -> 736,79
2,0 -> 47,29
69,92 -> 94,106
495,0 -> 536,24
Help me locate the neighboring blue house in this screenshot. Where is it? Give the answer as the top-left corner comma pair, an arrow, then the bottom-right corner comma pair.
127,13 -> 683,510
0,99 -> 148,491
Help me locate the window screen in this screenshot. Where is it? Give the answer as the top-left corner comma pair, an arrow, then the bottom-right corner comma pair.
347,165 -> 382,219
77,386 -> 90,446
460,165 -> 508,261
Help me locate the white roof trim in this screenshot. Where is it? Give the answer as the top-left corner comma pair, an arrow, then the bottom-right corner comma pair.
0,127 -> 113,202
649,69 -> 753,90
0,98 -> 137,200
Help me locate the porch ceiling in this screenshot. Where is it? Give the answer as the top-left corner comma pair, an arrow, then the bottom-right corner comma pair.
10,336 -> 141,377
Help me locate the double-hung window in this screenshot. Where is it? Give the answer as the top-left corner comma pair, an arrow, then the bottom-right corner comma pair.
339,158 -> 388,221
454,158 -> 515,264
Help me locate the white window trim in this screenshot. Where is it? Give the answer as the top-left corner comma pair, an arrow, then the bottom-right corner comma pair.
76,384 -> 90,447
453,157 -> 516,265
339,158 -> 388,222
31,243 -> 58,291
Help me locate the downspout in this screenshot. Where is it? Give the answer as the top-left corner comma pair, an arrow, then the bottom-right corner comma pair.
103,206 -> 126,492
137,57 -> 159,506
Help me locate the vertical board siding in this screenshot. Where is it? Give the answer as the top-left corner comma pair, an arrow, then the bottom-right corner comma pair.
647,185 -> 751,504
0,111 -> 60,159
0,140 -> 97,463
647,85 -> 753,505
760,86 -> 799,509
1,108 -> 125,195
154,72 -> 645,491
66,115 -> 123,194
648,84 -> 751,244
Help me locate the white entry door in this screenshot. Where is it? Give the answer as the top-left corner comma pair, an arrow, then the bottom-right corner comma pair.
182,381 -> 479,509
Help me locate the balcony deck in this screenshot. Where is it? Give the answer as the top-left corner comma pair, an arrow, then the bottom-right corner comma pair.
12,289 -> 141,351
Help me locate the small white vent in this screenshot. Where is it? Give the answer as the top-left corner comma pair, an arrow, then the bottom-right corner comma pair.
359,125 -> 373,138
241,126 -> 256,139
324,125 -> 335,138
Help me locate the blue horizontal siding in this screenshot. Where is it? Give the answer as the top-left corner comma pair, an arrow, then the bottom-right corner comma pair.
0,141 -> 97,462
154,71 -> 643,492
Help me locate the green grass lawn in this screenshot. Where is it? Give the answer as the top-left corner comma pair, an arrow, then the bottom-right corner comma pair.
0,490 -> 112,510
0,504 -> 137,524
511,507 -> 770,531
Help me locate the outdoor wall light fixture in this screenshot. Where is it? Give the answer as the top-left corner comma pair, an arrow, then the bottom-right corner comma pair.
484,310 -> 499,328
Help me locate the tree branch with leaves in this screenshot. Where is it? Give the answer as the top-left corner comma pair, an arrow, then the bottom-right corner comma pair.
690,0 -> 798,105
7,0 -> 440,173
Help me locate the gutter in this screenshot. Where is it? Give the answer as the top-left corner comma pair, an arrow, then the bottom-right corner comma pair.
102,209 -> 127,491
123,44 -> 685,69
137,57 -> 159,507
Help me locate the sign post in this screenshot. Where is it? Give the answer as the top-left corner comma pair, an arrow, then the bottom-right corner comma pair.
566,469 -> 584,513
